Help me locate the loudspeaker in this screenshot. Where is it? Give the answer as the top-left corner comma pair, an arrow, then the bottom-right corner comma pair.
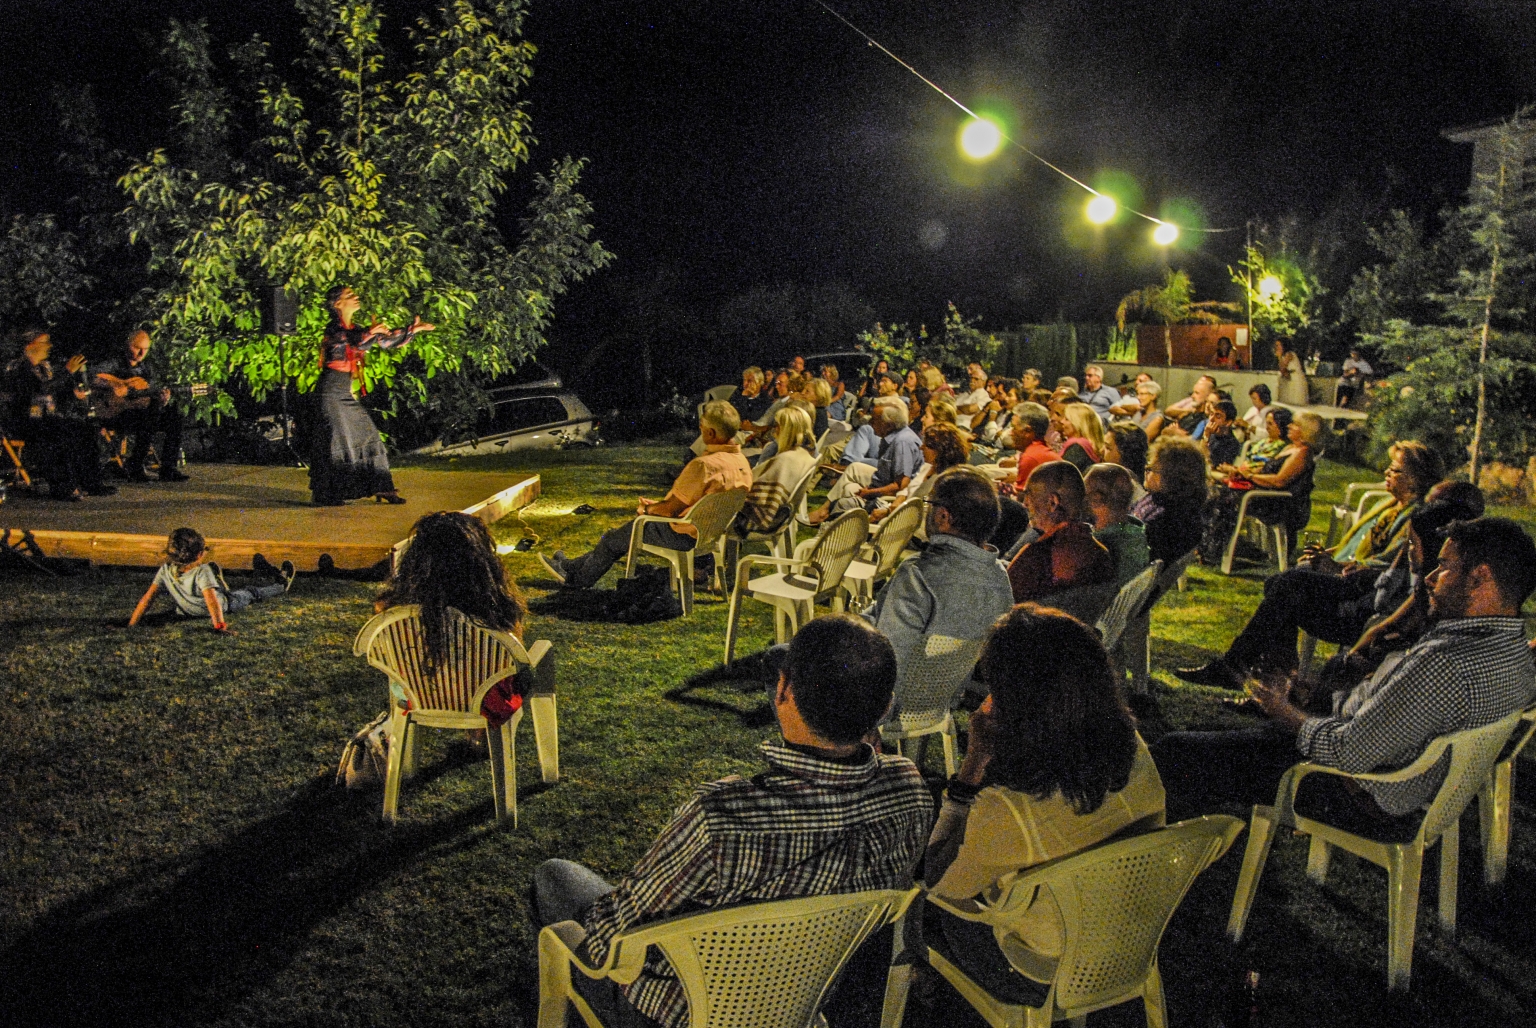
261,285 -> 298,336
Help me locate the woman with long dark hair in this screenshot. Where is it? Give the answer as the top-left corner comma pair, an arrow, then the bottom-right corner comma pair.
375,511 -> 529,739
925,604 -> 1165,974
310,286 -> 434,505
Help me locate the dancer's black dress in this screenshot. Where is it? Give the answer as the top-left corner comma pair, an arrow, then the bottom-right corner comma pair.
309,322 -> 417,505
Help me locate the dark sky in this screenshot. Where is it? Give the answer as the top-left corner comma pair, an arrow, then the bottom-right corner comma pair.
3,0 -> 1535,331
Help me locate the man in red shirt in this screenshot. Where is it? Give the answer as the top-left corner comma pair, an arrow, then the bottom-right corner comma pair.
1005,402 -> 1055,488
1007,461 -> 1115,603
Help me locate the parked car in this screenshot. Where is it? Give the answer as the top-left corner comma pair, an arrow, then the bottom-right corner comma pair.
412,386 -> 602,456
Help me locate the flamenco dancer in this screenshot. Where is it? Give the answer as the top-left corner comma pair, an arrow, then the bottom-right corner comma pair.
311,286 -> 434,506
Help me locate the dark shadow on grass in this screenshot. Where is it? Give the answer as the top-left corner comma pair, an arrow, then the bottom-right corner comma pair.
0,773 -> 510,1028
665,663 -> 776,729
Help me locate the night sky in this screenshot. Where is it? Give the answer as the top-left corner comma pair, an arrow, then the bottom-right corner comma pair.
3,0 -> 1534,336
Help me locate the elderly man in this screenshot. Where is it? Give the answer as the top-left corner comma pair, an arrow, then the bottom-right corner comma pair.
93,329 -> 189,482
1154,517 -> 1536,837
837,395 -> 906,469
543,400 -> 751,589
533,614 -> 932,1028
1163,374 -> 1217,434
1178,441 -> 1445,688
953,362 -> 990,427
1077,364 -> 1122,423
1007,460 -> 1115,603
1002,401 -> 1055,488
731,366 -> 772,423
808,402 -> 922,523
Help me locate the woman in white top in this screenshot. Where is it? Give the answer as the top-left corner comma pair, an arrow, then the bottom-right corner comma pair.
1274,338 -> 1309,405
1131,380 -> 1165,441
1241,383 -> 1273,435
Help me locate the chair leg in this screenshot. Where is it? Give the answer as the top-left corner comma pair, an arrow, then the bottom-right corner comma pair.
537,931 -> 575,1028
1221,519 -> 1242,575
1227,805 -> 1279,941
1306,836 -> 1332,883
678,551 -> 694,616
1141,959 -> 1167,1028
1385,844 -> 1424,990
530,694 -> 559,783
880,911 -> 916,1028
940,727 -> 957,778
382,714 -> 408,823
402,720 -> 418,776
1274,527 -> 1289,572
724,587 -> 745,664
1299,632 -> 1319,673
487,719 -> 517,826
1438,819 -> 1459,933
1481,761 -> 1513,885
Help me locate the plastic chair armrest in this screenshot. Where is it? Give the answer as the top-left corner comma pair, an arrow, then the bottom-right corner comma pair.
1235,488 -> 1293,518
733,553 -> 818,595
524,638 -> 553,667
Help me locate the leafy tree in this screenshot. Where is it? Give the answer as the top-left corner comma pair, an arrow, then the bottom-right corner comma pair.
1115,269 -> 1232,366
119,1 -> 611,432
856,321 -> 924,372
934,302 -> 1004,371
1229,242 -> 1322,343
0,213 -> 93,336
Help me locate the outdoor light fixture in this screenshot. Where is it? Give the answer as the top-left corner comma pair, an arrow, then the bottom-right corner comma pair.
1086,194 -> 1117,224
1152,222 -> 1179,246
1258,274 -> 1284,299
958,117 -> 1003,160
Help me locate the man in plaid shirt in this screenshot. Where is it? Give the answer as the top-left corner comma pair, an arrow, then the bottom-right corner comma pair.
1154,516 -> 1536,839
533,615 -> 933,1028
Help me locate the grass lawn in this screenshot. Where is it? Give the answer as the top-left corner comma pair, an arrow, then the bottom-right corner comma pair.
2,443 -> 1533,1027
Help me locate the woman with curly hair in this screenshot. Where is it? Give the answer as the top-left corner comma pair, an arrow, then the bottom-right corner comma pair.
925,604 -> 1165,974
375,511 -> 529,741
870,421 -> 970,524
1132,434 -> 1209,565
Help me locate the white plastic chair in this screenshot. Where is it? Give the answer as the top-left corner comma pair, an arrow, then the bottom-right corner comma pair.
882,816 -> 1244,1028
353,604 -> 559,826
1476,703 -> 1536,885
1123,551 -> 1198,694
719,462 -> 820,575
1095,561 -> 1161,655
723,508 -> 869,664
1219,489 -> 1295,575
1227,709 -> 1525,989
1323,482 -> 1391,549
540,888 -> 920,1028
879,635 -> 986,778
840,499 -> 925,608
814,420 -> 854,460
703,383 -> 737,403
624,487 -> 747,615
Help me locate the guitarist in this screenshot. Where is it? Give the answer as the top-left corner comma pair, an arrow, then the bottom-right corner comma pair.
2,329 -> 114,500
93,329 -> 189,482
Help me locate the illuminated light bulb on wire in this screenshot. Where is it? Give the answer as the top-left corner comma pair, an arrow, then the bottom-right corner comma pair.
1085,194 -> 1117,224
958,117 -> 1003,160
1258,274 -> 1284,299
1152,222 -> 1179,246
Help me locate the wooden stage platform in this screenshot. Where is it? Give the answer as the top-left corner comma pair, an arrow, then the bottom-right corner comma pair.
0,464 -> 540,571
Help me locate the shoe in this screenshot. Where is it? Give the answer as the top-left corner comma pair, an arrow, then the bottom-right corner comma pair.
84,484 -> 118,496
375,491 -> 407,504
538,551 -> 568,585
159,468 -> 190,482
280,560 -> 297,592
1174,659 -> 1244,690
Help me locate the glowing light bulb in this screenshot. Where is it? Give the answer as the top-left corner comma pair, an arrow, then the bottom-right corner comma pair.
1258,274 -> 1284,299
1086,194 -> 1117,225
959,118 -> 1003,160
1152,222 -> 1179,246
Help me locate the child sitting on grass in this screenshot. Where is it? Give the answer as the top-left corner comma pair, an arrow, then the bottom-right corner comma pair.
128,527 -> 295,634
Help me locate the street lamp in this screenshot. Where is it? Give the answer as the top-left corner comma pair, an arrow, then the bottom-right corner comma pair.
1258,274 -> 1284,299
1152,221 -> 1179,246
1086,194 -> 1117,224
958,117 -> 1002,160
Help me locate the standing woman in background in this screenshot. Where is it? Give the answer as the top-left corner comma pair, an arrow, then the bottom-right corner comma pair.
1274,337 -> 1309,406
310,286 -> 434,506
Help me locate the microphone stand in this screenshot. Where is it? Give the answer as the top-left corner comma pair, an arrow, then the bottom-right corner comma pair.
278,332 -> 307,468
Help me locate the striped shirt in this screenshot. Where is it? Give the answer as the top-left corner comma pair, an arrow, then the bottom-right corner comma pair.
580,741 -> 933,1028
1298,617 -> 1535,816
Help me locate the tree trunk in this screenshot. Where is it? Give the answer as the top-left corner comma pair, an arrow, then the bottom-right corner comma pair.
1164,323 -> 1172,367
1469,159 -> 1507,485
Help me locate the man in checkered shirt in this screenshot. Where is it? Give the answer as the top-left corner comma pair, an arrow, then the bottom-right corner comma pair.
533,615 -> 933,1028
1153,516 -> 1536,840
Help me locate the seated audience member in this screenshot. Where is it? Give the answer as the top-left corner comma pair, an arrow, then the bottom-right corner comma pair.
821,364 -> 848,421
1085,463 -> 1150,586
1203,399 -> 1242,468
927,605 -> 1165,973
1007,461 -> 1115,603
954,362 -> 991,427
857,358 -> 891,401
1335,349 -> 1373,407
93,329 -> 189,482
1232,405 -> 1290,466
1076,363 -> 1121,423
867,467 -> 1013,681
902,368 -> 920,397
874,370 -> 908,409
1103,420 -> 1149,498
788,354 -> 806,373
803,376 -> 831,439
808,402 -> 922,523
924,396 -> 963,434
1211,334 -> 1241,369
920,366 -> 954,400
1178,442 -> 1446,689
1131,436 -> 1208,566
1131,380 -> 1166,441
732,366 -> 772,423
2,329 -> 112,500
533,614 -> 933,1028
735,406 -> 819,537
1153,517 -> 1536,836
1241,383 -> 1273,436
1056,376 -> 1080,394
872,421 -> 970,523
750,396 -> 817,467
1164,374 -> 1217,434
1020,368 -> 1043,394
1003,402 -> 1055,487
1199,412 -> 1323,564
836,395 -> 906,470
1055,402 -> 1105,472
543,401 -> 752,589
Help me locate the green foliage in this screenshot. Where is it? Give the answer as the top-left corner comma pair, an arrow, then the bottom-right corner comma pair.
0,214 -> 93,336
1229,243 -> 1322,341
855,320 -> 923,371
119,1 -> 611,428
1116,269 -> 1233,366
1104,323 -> 1136,362
854,303 -> 1001,375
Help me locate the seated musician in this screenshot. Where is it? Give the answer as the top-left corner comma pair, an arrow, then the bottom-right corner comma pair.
93,329 -> 189,482
2,329 -> 114,500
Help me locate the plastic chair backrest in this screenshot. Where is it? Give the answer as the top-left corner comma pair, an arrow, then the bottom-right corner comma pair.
987,816 -> 1243,1014
1419,710 -> 1526,843
703,384 -> 738,403
1044,579 -> 1120,627
870,500 -> 925,577
1095,562 -> 1161,652
608,889 -> 917,1028
356,604 -> 523,714
803,508 -> 870,593
814,421 -> 854,459
685,488 -> 749,551
895,635 -> 985,730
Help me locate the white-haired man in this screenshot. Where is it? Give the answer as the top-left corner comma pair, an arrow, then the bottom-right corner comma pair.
807,402 -> 922,524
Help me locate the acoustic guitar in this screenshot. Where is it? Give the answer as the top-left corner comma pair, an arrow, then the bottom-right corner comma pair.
92,371 -> 209,420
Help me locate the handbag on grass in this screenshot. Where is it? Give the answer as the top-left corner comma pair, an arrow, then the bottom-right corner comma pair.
335,712 -> 390,790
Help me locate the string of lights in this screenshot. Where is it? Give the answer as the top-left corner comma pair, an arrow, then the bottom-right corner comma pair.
814,0 -> 1246,240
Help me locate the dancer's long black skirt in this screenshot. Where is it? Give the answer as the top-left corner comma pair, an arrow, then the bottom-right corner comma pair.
309,369 -> 395,504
